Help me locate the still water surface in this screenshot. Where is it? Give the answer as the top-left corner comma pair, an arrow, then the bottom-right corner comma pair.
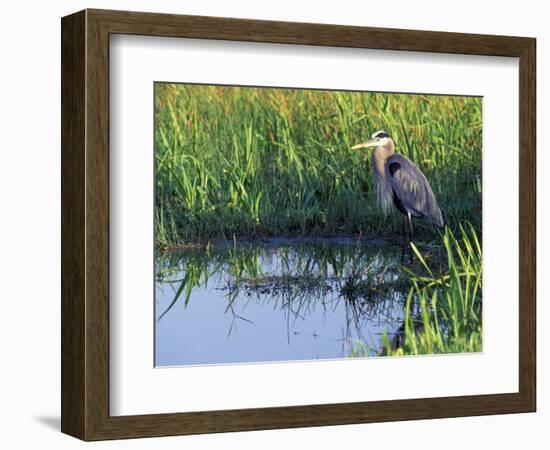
155,239 -> 407,366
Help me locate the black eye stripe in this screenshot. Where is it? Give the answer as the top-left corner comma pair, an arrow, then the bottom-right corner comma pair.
374,132 -> 390,139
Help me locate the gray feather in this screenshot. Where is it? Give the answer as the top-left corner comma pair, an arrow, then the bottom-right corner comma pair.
385,154 -> 444,226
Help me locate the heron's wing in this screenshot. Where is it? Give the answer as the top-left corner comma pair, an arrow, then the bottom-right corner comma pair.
386,154 -> 444,226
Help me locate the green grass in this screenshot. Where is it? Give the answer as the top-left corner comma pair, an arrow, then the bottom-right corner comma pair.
381,224 -> 482,356
155,83 -> 482,244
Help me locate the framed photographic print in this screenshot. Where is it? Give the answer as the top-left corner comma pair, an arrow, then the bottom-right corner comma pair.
61,9 -> 536,440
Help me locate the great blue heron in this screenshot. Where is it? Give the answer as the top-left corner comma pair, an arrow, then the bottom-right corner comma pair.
352,130 -> 444,263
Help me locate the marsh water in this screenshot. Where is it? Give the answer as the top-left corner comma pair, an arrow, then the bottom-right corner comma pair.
155,238 -> 409,367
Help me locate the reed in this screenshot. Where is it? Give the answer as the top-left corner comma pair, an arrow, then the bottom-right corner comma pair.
155,84 -> 482,244
381,224 -> 482,356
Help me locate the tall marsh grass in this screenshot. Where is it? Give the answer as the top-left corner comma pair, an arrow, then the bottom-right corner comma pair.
155,83 -> 482,245
382,224 -> 482,356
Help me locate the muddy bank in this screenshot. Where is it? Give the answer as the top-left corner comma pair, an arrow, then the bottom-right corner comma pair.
159,234 -> 394,251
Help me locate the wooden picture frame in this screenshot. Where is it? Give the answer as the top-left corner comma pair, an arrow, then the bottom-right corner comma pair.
61,8 -> 536,441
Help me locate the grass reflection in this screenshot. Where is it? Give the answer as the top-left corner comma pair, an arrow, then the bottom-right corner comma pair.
156,239 -> 409,355
156,226 -> 482,359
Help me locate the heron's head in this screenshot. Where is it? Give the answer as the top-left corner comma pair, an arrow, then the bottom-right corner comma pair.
351,131 -> 392,150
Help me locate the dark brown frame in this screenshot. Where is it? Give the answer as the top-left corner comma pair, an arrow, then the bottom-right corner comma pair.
61,9 -> 536,441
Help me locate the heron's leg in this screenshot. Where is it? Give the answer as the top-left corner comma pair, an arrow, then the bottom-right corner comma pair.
407,212 -> 414,264
401,214 -> 409,264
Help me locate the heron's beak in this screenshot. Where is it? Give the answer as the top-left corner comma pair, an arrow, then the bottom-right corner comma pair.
351,139 -> 377,150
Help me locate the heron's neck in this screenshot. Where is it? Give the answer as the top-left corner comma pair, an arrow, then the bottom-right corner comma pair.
371,144 -> 395,178
370,144 -> 395,214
